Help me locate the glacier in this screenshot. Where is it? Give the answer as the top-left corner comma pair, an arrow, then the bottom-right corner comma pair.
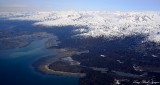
0,11 -> 160,43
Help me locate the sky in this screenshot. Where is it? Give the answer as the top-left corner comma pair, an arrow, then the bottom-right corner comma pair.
0,0 -> 160,11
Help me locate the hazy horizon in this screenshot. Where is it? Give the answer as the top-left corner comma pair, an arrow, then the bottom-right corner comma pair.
0,0 -> 160,12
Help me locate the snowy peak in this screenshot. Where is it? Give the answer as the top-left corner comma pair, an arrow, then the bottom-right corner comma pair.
0,11 -> 160,43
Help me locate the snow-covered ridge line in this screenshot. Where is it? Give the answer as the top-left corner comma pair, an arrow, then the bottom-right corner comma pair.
0,11 -> 160,43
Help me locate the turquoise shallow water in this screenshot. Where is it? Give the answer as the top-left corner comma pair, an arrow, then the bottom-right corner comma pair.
0,38 -> 78,85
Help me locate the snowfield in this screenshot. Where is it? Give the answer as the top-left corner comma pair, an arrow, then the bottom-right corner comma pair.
0,11 -> 160,43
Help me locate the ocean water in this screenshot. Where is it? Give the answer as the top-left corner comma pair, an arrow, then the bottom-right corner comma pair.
0,38 -> 78,85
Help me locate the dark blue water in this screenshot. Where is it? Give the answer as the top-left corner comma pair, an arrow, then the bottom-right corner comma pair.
0,38 -> 78,85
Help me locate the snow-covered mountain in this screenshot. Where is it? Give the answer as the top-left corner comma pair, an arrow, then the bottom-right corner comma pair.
0,11 -> 160,43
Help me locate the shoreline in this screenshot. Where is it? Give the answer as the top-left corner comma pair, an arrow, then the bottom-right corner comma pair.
39,64 -> 86,78
33,48 -> 87,78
